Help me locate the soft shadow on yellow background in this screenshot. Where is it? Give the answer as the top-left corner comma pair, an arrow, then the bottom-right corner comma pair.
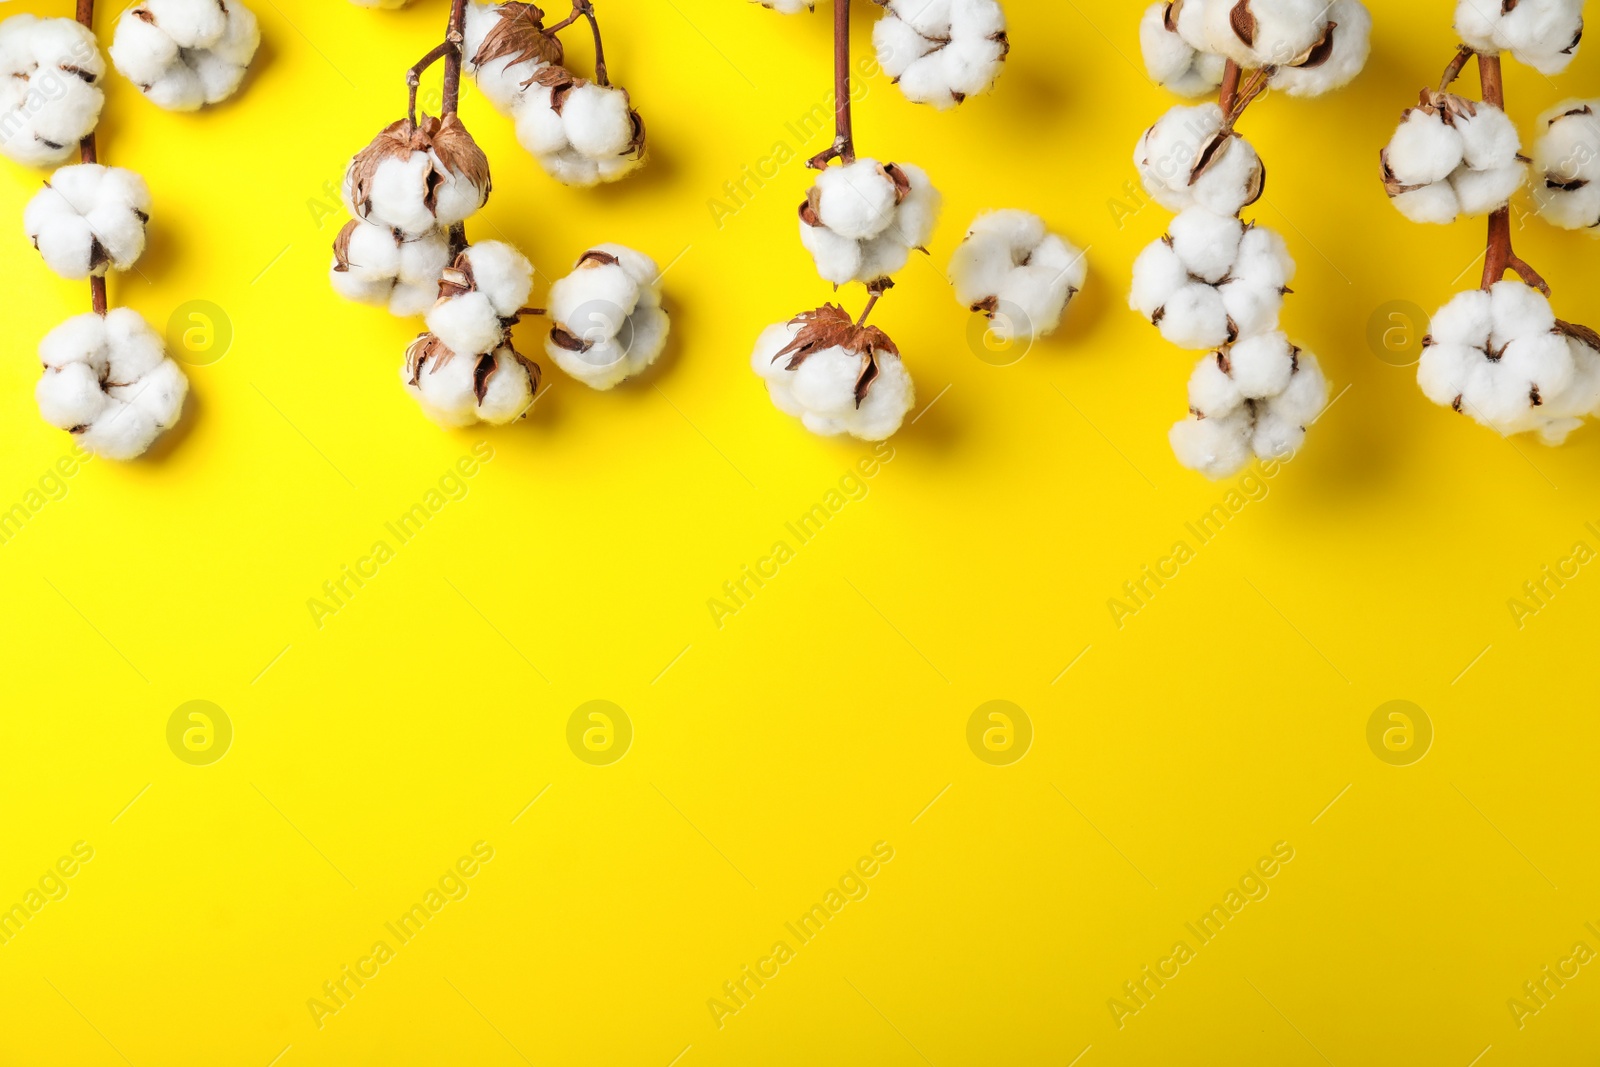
1,0 -> 1598,1063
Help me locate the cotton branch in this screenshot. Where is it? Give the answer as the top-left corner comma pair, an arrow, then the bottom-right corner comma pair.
808,0 -> 856,170
408,40 -> 453,127
549,1 -> 610,86
442,0 -> 469,117
1477,52 -> 1549,294
75,0 -> 106,316
1220,60 -> 1272,131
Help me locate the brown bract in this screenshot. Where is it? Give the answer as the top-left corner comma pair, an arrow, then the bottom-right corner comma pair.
1379,93 -> 1480,198
524,67 -> 647,158
407,332 -> 541,404
347,116 -> 491,220
772,304 -> 900,407
474,3 -> 565,70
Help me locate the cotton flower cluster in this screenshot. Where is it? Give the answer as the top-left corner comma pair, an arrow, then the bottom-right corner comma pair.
36,309 -> 188,460
1419,281 -> 1600,444
1531,100 -> 1600,231
404,241 -> 539,427
800,159 -> 941,286
463,2 -> 646,187
25,164 -> 151,280
1135,103 -> 1264,218
1454,0 -> 1583,75
1138,0 -> 1371,98
871,0 -> 1008,109
1131,209 -> 1294,350
1170,333 -> 1328,477
0,15 -> 105,167
949,210 -> 1086,342
330,222 -> 449,316
545,244 -> 670,390
110,0 -> 260,111
1380,93 -> 1526,224
752,305 -> 915,441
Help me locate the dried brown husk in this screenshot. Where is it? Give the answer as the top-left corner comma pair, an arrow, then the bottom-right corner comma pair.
472,3 -> 564,71
346,116 -> 491,220
523,67 -> 648,159
772,304 -> 901,407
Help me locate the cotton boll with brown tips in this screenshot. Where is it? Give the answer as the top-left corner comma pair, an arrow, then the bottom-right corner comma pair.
25,165 -> 151,280
329,220 -> 451,317
949,210 -> 1086,342
343,115 -> 491,237
1268,0 -> 1371,98
425,240 -> 535,358
1454,0 -> 1583,75
545,244 -> 670,390
403,334 -> 540,427
1170,335 -> 1328,478
1135,103 -> 1264,217
0,15 -> 105,167
1130,208 -> 1294,351
1380,96 -> 1527,224
1139,2 -> 1225,97
36,309 -> 188,460
110,0 -> 260,110
465,2 -> 563,114
873,0 -> 1008,109
1531,100 -> 1600,231
800,159 -> 941,286
511,68 -> 646,187
751,306 -> 915,441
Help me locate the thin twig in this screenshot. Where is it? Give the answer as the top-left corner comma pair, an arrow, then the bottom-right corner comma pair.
408,40 -> 453,126
1439,44 -> 1474,93
441,0 -> 469,118
76,0 -> 106,316
808,0 -> 856,169
1219,59 -> 1241,115
1476,52 -> 1548,294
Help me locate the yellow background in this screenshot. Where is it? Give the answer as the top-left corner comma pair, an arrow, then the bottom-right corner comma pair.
1,0 -> 1598,1063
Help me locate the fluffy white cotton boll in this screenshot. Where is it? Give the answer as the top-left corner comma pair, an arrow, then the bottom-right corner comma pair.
1130,213 -> 1292,350
330,220 -> 451,317
816,160 -> 900,241
1382,100 -> 1526,224
464,2 -> 558,113
1454,0 -> 1584,75
1268,0 -> 1372,98
404,337 -> 539,427
1140,3 -> 1226,97
1202,0 -> 1328,67
511,70 -> 646,187
1532,101 -> 1600,231
25,164 -> 151,280
36,308 -> 188,459
1385,109 -> 1465,185
874,0 -> 1008,109
545,245 -> 671,389
800,160 -> 941,286
425,240 -> 535,358
1170,411 -> 1252,479
1172,337 -> 1327,476
750,311 -> 915,441
0,16 -> 105,167
344,116 -> 491,237
1135,103 -> 1264,217
949,210 -> 1087,341
110,0 -> 260,110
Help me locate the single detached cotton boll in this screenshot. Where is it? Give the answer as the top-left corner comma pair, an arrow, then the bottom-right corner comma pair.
1454,0 -> 1583,75
872,0 -> 1009,109
1130,209 -> 1295,350
751,306 -> 915,441
1135,103 -> 1265,217
36,308 -> 188,460
0,15 -> 105,167
403,333 -> 540,427
1419,281 -> 1597,441
545,244 -> 670,390
424,240 -> 535,358
1171,334 -> 1328,477
1531,100 -> 1600,231
949,210 -> 1087,342
344,115 -> 491,237
1140,3 -> 1226,97
24,164 -> 151,280
511,66 -> 646,187
1381,95 -> 1527,224
1268,0 -> 1372,98
465,2 -> 563,114
110,0 -> 260,110
330,220 -> 451,317
800,159 -> 941,285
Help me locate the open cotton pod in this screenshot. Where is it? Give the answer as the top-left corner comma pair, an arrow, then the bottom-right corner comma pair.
799,158 -> 941,286
36,309 -> 189,460
751,305 -> 915,441
0,15 -> 106,167
1170,333 -> 1328,478
330,220 -> 451,317
512,66 -> 646,187
465,1 -> 564,114
1131,208 -> 1294,350
1531,100 -> 1600,231
1135,103 -> 1264,218
1139,2 -> 1226,97
950,210 -> 1086,342
425,240 -> 535,359
870,0 -> 1008,109
344,116 -> 491,237
25,165 -> 151,280
545,244 -> 670,389
1454,0 -> 1583,75
403,334 -> 540,427
110,0 -> 260,111
1380,93 -> 1526,225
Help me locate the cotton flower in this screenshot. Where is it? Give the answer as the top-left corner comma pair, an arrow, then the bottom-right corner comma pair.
751,305 -> 915,440
110,0 -> 260,111
1135,103 -> 1264,218
403,333 -> 540,427
329,220 -> 451,317
1531,100 -> 1600,231
1380,95 -> 1527,225
465,2 -> 563,114
513,67 -> 645,186
36,308 -> 188,460
0,15 -> 105,168
1419,281 -> 1600,443
343,115 -> 491,237
1131,208 -> 1294,350
24,164 -> 151,280
1169,332 -> 1328,477
1140,3 -> 1225,97
949,210 -> 1086,342
1455,0 -> 1583,75
545,244 -> 670,389
799,158 -> 941,286
424,240 -> 535,360
1268,0 -> 1371,98
871,0 -> 1008,109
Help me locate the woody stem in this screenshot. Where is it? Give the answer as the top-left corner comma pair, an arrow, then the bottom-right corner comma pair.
408,41 -> 453,126
441,0 -> 468,118
1477,52 -> 1549,294
857,290 -> 881,326
76,0 -> 105,316
549,1 -> 608,84
1219,60 -> 1241,114
1439,44 -> 1474,92
809,0 -> 855,168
